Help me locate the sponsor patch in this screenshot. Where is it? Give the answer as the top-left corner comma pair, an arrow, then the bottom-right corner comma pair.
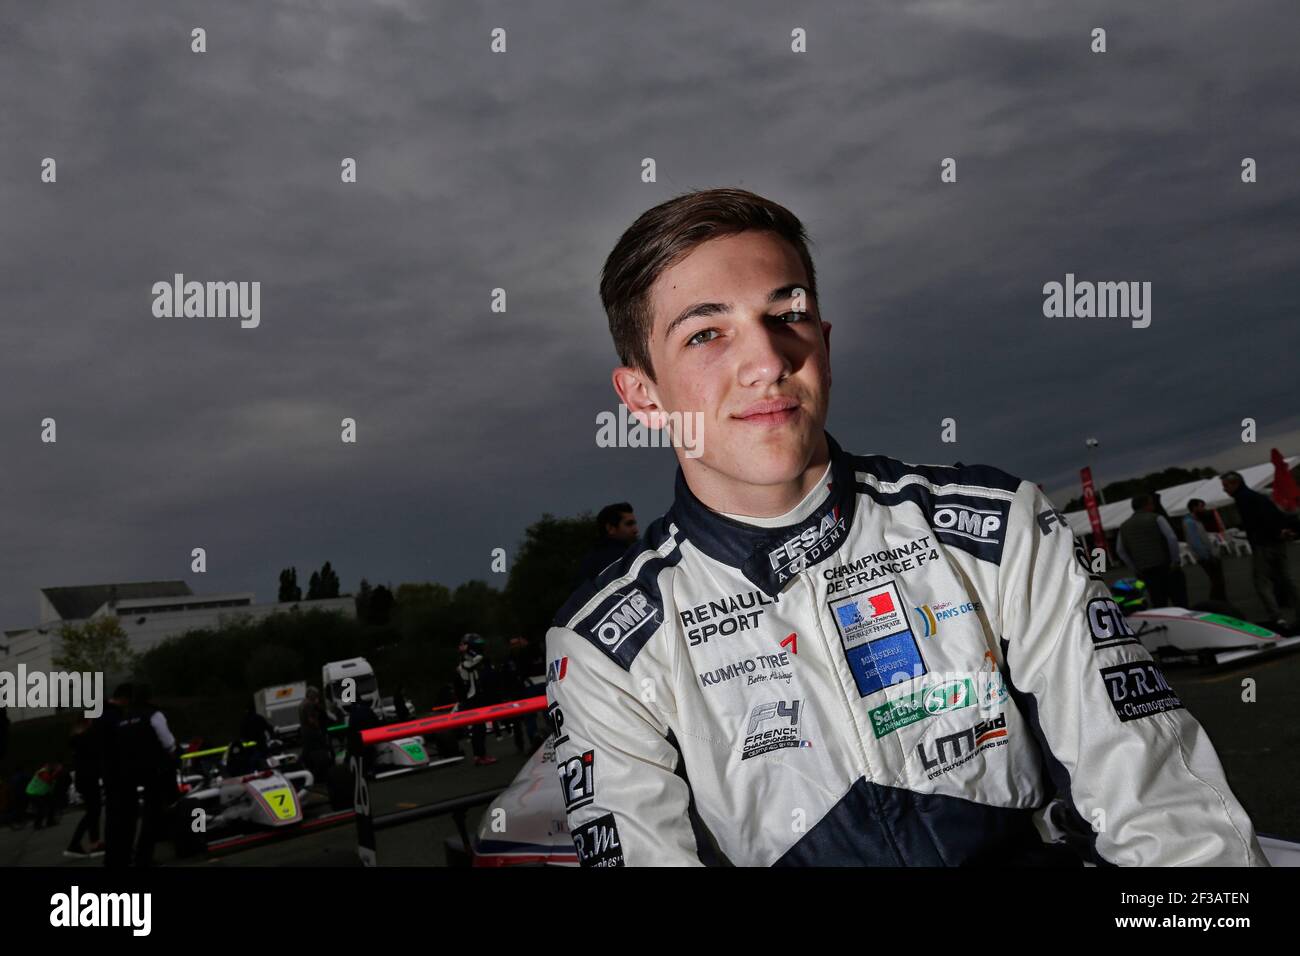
557,750 -> 596,812
547,657 -> 568,683
843,629 -> 927,697
741,699 -> 813,759
912,599 -> 981,638
830,582 -> 926,696
924,494 -> 1012,564
547,702 -> 568,746
822,536 -> 940,596
916,712 -> 1009,780
1099,661 -> 1185,722
698,651 -> 793,690
868,678 -> 975,738
831,581 -> 907,647
572,812 -> 624,867
1086,598 -> 1139,649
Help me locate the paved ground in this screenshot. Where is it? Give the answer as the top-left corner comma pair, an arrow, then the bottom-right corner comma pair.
0,732 -> 531,868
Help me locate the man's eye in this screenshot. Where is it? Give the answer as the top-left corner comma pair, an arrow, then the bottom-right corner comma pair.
775,310 -> 809,323
686,328 -> 720,347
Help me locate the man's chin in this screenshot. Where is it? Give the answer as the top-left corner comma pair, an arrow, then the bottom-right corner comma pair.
714,423 -> 822,483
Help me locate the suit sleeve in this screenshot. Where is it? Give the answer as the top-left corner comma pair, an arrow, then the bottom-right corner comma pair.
545,623 -> 702,866
997,482 -> 1266,866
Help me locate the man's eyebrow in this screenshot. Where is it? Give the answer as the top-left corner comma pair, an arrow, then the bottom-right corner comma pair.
662,283 -> 812,341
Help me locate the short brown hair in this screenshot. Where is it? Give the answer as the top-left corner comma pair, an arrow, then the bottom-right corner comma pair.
599,188 -> 818,380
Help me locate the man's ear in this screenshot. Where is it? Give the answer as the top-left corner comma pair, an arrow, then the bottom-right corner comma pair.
612,366 -> 666,429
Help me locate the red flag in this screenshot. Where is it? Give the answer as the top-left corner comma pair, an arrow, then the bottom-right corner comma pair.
1080,467 -> 1110,557
1271,448 -> 1299,513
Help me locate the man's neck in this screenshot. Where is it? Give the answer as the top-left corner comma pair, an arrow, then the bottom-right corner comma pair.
680,432 -> 832,518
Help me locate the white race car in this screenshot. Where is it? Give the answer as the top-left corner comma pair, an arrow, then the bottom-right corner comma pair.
174,741 -> 313,845
1126,606 -> 1300,666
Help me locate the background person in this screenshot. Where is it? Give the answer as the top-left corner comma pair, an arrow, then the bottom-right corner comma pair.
455,633 -> 497,766
1183,498 -> 1228,603
1222,470 -> 1300,631
65,717 -> 105,858
1116,494 -> 1181,607
576,502 -> 639,584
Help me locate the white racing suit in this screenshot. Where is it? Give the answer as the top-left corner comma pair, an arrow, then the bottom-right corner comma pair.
545,432 -> 1266,866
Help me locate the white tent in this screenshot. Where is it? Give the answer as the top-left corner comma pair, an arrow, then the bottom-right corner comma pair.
1063,454 -> 1298,536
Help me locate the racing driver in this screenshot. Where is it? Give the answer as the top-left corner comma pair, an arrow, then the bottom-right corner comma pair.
545,187 -> 1266,867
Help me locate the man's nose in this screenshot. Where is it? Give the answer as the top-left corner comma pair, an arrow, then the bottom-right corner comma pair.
735,322 -> 793,386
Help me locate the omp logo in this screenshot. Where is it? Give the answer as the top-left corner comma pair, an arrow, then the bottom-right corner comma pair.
1086,598 -> 1139,648
547,702 -> 568,745
546,657 -> 568,683
767,507 -> 846,575
932,505 -> 1002,542
594,589 -> 658,647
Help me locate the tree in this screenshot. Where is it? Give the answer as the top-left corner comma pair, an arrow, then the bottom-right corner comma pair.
505,513 -> 600,641
278,567 -> 302,603
319,561 -> 340,598
307,562 -> 340,601
1062,466 -> 1219,512
53,616 -> 136,675
356,578 -> 374,620
369,585 -> 394,626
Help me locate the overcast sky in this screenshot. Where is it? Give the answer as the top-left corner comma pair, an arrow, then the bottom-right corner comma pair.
2,0 -> 1297,627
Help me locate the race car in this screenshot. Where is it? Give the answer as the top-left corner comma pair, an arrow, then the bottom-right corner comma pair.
171,740 -> 313,854
372,736 -> 433,778
1106,576 -> 1300,665
464,736 -> 577,867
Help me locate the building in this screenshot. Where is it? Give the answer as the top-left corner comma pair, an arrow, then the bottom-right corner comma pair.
1,580 -> 354,722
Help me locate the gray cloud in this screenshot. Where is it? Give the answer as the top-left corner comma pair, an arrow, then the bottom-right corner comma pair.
1,0 -> 1297,625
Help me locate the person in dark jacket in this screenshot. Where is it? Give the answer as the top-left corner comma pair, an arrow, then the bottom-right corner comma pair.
575,502 -> 639,585
1223,471 -> 1300,630
100,684 -> 134,868
65,717 -> 105,857
1116,494 -> 1181,607
103,684 -> 177,867
298,686 -> 334,786
501,636 -> 545,753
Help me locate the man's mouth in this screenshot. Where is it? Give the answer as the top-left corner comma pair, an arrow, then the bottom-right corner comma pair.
734,398 -> 801,426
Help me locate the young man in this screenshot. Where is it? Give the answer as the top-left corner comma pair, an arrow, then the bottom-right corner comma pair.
546,188 -> 1265,867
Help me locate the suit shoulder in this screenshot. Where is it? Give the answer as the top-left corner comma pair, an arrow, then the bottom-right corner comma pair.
848,452 -> 1023,496
551,515 -> 685,671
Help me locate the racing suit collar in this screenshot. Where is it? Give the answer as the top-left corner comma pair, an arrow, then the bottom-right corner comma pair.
668,431 -> 858,598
